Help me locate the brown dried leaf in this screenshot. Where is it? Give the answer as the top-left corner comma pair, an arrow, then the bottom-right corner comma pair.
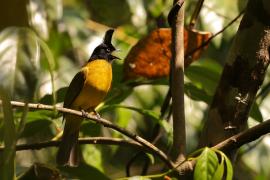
124,28 -> 212,80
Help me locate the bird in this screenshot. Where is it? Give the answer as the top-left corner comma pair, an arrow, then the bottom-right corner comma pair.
56,29 -> 119,167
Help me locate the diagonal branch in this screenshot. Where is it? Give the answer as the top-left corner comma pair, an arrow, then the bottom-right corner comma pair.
1,102 -> 270,175
0,100 -> 175,168
177,118 -> 270,174
213,119 -> 270,151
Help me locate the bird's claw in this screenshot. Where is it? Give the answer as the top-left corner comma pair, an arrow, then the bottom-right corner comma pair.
81,109 -> 88,118
93,110 -> 101,119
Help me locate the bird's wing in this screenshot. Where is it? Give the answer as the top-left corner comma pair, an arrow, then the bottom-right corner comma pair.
63,71 -> 85,108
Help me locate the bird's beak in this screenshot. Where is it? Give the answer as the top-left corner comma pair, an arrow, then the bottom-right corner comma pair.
111,49 -> 121,60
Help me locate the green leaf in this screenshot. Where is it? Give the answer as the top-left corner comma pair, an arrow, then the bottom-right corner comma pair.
39,87 -> 67,104
212,156 -> 224,180
27,0 -> 48,39
214,150 -> 233,180
59,163 -> 110,180
102,85 -> 133,106
185,60 -> 221,96
17,110 -> 55,138
0,27 -> 41,100
100,104 -> 173,142
16,103 -> 29,137
145,153 -> 155,165
37,35 -> 56,105
0,89 -> 16,180
121,176 -> 151,180
249,102 -> 263,122
20,119 -> 53,138
224,154 -> 233,180
184,83 -> 212,103
17,163 -> 61,180
85,0 -> 131,27
80,121 -> 101,137
101,105 -> 160,122
194,147 -> 219,180
82,145 -> 104,172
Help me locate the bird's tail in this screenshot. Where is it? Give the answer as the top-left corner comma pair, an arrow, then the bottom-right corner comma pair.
56,116 -> 82,167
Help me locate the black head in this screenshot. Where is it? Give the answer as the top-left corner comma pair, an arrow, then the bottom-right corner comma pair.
89,29 -> 119,62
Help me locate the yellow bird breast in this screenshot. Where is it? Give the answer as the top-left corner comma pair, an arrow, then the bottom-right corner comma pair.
72,59 -> 112,110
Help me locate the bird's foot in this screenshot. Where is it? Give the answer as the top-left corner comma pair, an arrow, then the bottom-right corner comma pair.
93,110 -> 101,120
81,109 -> 88,118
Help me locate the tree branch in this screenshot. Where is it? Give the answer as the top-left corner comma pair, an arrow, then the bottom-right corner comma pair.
178,118 -> 270,174
0,100 -> 175,168
0,137 -> 143,151
169,0 -> 186,164
1,101 -> 270,176
213,119 -> 270,151
199,0 -> 270,149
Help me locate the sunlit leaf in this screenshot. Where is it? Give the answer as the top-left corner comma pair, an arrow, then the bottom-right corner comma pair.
122,176 -> 151,180
37,35 -> 56,104
145,153 -> 155,165
212,156 -> 224,180
82,145 -> 104,172
200,1 -> 241,46
224,154 -> 233,180
44,0 -> 63,22
194,147 -> 219,180
28,0 -> 49,39
214,150 -> 233,180
0,27 -> 40,100
101,104 -> 160,122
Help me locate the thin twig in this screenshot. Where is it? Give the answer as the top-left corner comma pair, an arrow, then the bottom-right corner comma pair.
189,0 -> 205,28
0,137 -> 143,151
0,101 -> 175,168
185,9 -> 245,59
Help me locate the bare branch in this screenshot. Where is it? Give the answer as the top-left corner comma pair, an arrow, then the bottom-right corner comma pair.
0,100 -> 175,168
178,119 -> 270,173
0,137 -> 143,151
213,119 -> 270,151
1,101 -> 270,175
169,0 -> 186,163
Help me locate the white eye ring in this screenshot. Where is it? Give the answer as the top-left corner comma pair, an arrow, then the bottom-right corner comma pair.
106,48 -> 110,52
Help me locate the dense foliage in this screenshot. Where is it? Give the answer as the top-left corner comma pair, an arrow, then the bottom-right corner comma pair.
0,0 -> 270,179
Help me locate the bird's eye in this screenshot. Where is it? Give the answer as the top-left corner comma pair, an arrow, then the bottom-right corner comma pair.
106,48 -> 110,52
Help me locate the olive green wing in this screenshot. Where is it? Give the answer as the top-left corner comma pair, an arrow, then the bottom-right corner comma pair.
63,71 -> 85,108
